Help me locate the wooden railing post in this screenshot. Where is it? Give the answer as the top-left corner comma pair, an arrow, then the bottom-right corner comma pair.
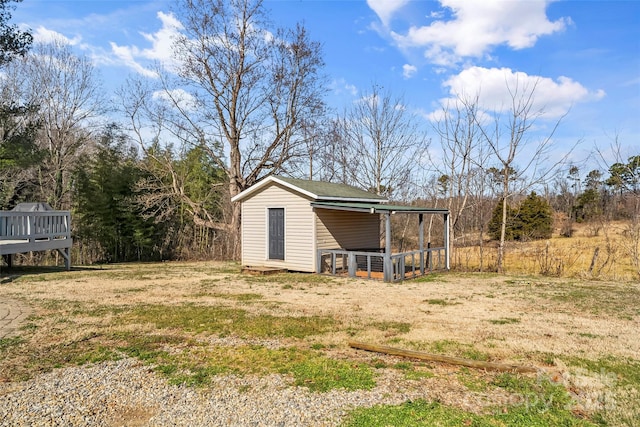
419,213 -> 424,275
28,214 -> 35,242
348,252 -> 356,277
384,213 -> 392,282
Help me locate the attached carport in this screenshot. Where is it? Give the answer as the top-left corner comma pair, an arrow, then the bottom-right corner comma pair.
311,201 -> 450,281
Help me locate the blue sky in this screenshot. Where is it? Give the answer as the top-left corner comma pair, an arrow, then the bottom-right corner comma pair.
12,0 -> 640,174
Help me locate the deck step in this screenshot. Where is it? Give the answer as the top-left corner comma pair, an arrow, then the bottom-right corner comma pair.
241,266 -> 287,276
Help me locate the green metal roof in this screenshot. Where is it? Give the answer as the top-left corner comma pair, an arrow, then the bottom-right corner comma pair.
311,201 -> 449,215
275,176 -> 387,201
231,175 -> 388,203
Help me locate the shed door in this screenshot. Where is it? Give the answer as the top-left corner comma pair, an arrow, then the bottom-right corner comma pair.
268,208 -> 285,260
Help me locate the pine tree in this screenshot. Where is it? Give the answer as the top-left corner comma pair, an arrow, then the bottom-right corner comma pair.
73,124 -> 164,262
489,193 -> 553,241
517,192 -> 553,240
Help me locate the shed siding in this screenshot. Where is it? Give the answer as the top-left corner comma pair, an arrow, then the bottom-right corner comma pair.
241,183 -> 315,272
315,209 -> 380,250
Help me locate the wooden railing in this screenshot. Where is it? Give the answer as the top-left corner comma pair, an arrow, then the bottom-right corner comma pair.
317,246 -> 447,282
0,211 -> 72,270
0,211 -> 71,242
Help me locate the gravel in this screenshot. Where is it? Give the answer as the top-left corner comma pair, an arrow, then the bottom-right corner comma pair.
0,358 -> 437,426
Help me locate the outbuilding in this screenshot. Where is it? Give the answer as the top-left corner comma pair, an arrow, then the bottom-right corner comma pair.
231,175 -> 449,281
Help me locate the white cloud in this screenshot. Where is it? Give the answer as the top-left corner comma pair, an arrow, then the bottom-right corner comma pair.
110,42 -> 158,78
367,0 -> 410,27
432,66 -> 605,120
139,12 -> 183,62
330,78 -> 358,97
152,88 -> 199,112
32,26 -> 82,46
388,0 -> 569,67
402,64 -> 417,79
110,11 -> 183,77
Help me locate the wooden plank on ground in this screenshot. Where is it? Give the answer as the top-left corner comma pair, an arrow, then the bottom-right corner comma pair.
348,341 -> 538,374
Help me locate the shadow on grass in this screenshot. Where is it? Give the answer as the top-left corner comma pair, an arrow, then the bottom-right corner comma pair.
0,265 -> 103,284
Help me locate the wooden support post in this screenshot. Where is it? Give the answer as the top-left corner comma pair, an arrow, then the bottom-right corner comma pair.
58,248 -> 71,271
444,212 -> 450,271
331,252 -> 336,275
349,341 -> 537,374
348,252 -> 356,277
2,254 -> 12,268
419,213 -> 424,275
384,212 -> 392,282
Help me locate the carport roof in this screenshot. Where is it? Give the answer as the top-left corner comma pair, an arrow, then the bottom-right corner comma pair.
311,201 -> 449,215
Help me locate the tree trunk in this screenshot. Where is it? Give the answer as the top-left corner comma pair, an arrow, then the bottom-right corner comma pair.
479,222 -> 485,272
498,192 -> 508,274
229,196 -> 242,260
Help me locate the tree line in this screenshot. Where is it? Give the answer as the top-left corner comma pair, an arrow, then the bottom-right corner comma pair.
1,0 -> 638,273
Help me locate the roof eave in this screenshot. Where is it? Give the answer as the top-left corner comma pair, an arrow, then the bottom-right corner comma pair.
311,201 -> 449,215
318,196 -> 389,203
231,175 -> 388,203
231,176 -> 318,202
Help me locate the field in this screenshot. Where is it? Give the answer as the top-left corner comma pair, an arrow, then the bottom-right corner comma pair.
1,262 -> 639,426
451,220 -> 639,281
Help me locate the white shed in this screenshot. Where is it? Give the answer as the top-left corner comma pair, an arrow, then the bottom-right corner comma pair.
231,175 -> 450,281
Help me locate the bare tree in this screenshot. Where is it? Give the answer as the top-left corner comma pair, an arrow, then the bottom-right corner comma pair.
126,0 -> 326,257
472,78 -> 569,273
0,55 -> 39,207
428,94 -> 487,246
119,76 -> 225,229
595,136 -> 640,277
13,38 -> 105,208
0,0 -> 36,208
306,117 -> 354,184
335,83 -> 428,198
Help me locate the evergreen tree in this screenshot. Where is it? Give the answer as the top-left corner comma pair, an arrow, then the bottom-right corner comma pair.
517,192 -> 553,240
489,192 -> 553,241
175,145 -> 226,221
74,124 -> 164,262
606,155 -> 640,195
0,0 -> 32,67
574,188 -> 602,223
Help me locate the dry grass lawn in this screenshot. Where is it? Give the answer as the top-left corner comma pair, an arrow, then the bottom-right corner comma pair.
1,261 -> 638,425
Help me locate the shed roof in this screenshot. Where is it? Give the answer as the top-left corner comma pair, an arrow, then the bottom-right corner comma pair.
311,201 -> 449,215
231,175 -> 388,203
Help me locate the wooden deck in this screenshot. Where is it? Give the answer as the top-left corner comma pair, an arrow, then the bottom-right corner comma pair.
0,211 -> 72,270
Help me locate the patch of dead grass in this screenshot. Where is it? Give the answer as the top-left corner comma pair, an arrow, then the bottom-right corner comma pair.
1,261 -> 637,424
454,220 -> 639,280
